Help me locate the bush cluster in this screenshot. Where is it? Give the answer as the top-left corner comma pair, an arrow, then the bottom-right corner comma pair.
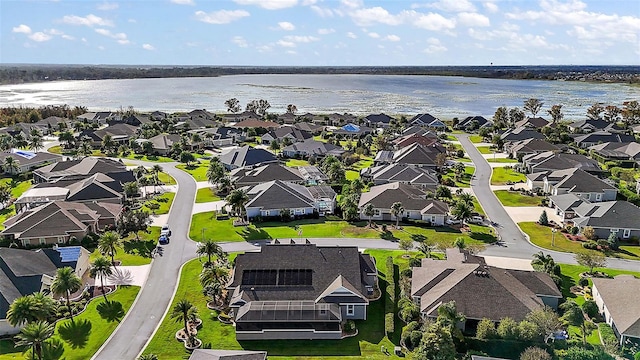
384,256 -> 395,336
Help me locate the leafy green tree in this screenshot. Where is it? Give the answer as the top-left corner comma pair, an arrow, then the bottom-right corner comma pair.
339,193 -> 359,221
561,300 -> 587,344
520,347 -> 551,360
269,140 -> 280,154
493,106 -> 509,128
399,237 -> 414,254
102,134 -> 116,154
7,295 -> 37,327
454,237 -> 466,250
363,203 -> 375,227
90,256 -> 113,301
547,104 -> 564,123
524,98 -> 544,117
497,317 -> 519,340
451,200 -> 472,225
50,267 -> 82,322
1,156 -> 20,174
180,151 -> 195,166
586,103 -> 604,120
14,321 -> 56,360
476,318 -> 497,339
436,185 -> 452,200
413,321 -> 456,360
390,202 -> 404,228
226,189 -> 249,221
0,183 -> 12,206
225,98 -> 241,113
575,252 -> 606,275
517,320 -> 539,341
417,240 -> 433,258
58,131 -> 75,148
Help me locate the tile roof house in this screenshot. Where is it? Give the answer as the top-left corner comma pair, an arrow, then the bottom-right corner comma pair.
33,157 -> 132,184
1,201 -> 121,247
411,249 -> 561,330
505,138 -> 561,158
515,117 -> 550,129
500,127 -> 545,143
364,113 -> 395,128
244,180 -> 336,218
361,164 -> 438,190
0,150 -> 62,175
574,131 -> 636,148
542,168 -> 617,202
410,113 -> 446,129
358,182 -> 449,225
261,127 -> 312,145
0,246 -> 91,335
227,243 -> 377,340
592,275 -> 640,345
189,350 -> 267,360
572,200 -> 640,240
230,164 -> 304,187
281,139 -> 345,158
219,146 -> 278,170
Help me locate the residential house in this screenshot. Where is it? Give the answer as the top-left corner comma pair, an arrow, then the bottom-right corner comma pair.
297,165 -> 328,185
79,123 -> 139,148
230,164 -> 304,187
411,249 -> 561,331
120,114 -> 153,127
277,113 -> 297,125
455,116 -> 492,130
232,119 -> 280,130
515,117 -> 550,129
261,127 -> 312,145
227,243 -> 377,340
569,118 -> 625,133
505,138 -> 560,159
364,113 -> 395,128
358,182 -> 449,225
219,146 -> 278,170
574,131 -> 635,149
0,150 -> 62,175
175,116 -> 220,131
150,111 -> 168,121
500,127 -> 545,143
374,143 -> 446,168
34,116 -> 71,133
333,123 -> 374,137
0,201 -> 122,247
221,111 -> 261,124
320,113 -> 358,126
0,246 -> 91,335
572,200 -> 640,239
589,142 -> 640,164
522,151 -> 601,175
543,168 -> 617,201
281,139 -> 345,158
139,133 -> 201,156
188,127 -> 245,147
361,164 -> 438,190
410,113 -> 446,130
0,123 -> 39,140
188,109 -> 215,121
392,132 -> 439,149
592,275 -> 640,345
77,111 -> 117,125
33,157 -> 133,184
189,350 -> 267,360
547,193 -> 587,223
292,122 -> 324,135
244,180 -> 335,218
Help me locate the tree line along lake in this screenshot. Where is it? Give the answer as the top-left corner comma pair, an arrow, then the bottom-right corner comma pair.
0,74 -> 636,120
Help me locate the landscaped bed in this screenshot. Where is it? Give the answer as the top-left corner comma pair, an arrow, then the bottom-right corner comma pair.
442,166 -> 475,188
490,167 -> 526,185
493,190 -> 542,207
142,192 -> 175,215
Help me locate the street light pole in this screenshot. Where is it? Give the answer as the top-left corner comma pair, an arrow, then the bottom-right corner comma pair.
551,228 -> 557,247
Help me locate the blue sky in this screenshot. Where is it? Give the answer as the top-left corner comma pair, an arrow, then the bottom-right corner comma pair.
2,0 -> 639,65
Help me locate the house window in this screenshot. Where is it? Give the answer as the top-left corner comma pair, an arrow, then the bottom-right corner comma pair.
295,208 -> 303,214
623,229 -> 631,238
374,209 -> 380,216
346,304 -> 355,316
596,193 -> 602,201
57,236 -> 65,244
406,211 -> 411,217
431,216 -> 436,223
264,210 -> 270,216
39,238 -> 46,245
611,229 -> 619,234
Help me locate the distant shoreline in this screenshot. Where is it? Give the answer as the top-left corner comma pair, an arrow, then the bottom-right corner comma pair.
1,65 -> 639,85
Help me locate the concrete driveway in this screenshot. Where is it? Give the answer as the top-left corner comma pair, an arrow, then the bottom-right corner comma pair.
193,200 -> 226,214
503,206 -> 562,224
103,265 -> 151,287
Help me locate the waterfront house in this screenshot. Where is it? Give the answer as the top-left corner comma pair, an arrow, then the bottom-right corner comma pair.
455,116 -> 492,131
232,119 -> 280,130
500,127 -> 545,143
574,131 -> 635,149
569,119 -> 625,133
589,142 -> 640,164
261,127 -> 312,145
410,113 -> 447,130
364,113 -> 395,128
515,117 -> 550,129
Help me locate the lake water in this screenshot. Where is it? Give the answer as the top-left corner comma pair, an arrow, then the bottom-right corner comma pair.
0,74 -> 637,119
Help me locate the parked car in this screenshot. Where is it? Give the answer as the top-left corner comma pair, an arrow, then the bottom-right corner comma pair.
161,224 -> 171,237
446,218 -> 461,225
468,216 -> 484,225
159,234 -> 169,245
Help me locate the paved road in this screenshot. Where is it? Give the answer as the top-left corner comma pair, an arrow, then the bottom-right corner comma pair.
457,134 -> 640,271
92,164 -> 199,360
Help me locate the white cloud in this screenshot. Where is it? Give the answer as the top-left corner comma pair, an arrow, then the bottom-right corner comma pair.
368,32 -> 379,38
94,28 -> 130,44
457,12 -> 490,27
81,37 -> 87,43
171,0 -> 195,5
97,2 -> 119,10
341,0 -> 362,9
278,21 -> 295,31
423,37 -> 447,53
232,36 -> 248,47
61,14 -> 113,27
346,32 -> 357,39
277,40 -> 296,47
428,0 -> 475,12
349,7 -> 456,31
98,45 -> 105,50
384,34 -> 401,41
310,5 -> 334,17
28,32 -> 52,42
12,24 -> 32,34
142,43 -> 155,50
410,11 -> 457,31
351,7 -> 403,26
483,1 -> 498,13
62,34 -> 75,40
283,35 -> 319,43
195,10 -> 250,24
234,0 -> 298,10
317,28 -> 335,35
45,28 -> 64,35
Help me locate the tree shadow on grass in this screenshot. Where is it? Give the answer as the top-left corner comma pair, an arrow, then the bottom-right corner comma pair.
123,239 -> 155,258
239,338 -> 361,357
97,300 -> 125,323
559,273 -> 577,300
615,248 -> 639,258
58,318 -> 92,349
469,231 -> 498,243
380,230 -> 399,241
237,227 -> 272,241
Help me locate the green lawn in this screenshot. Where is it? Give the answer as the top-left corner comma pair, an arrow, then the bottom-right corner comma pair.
352,157 -> 374,170
142,192 -> 175,215
346,170 -> 360,181
493,190 -> 543,207
559,263 -> 640,305
472,198 -> 485,216
456,157 -> 472,163
0,177 -> 32,198
476,145 -> 493,154
442,166 -> 475,188
143,250 -> 419,359
520,222 -> 640,261
490,167 -> 527,185
469,135 -> 484,143
48,145 -> 63,154
486,157 -> 518,163
121,153 -> 175,163
177,160 -> 210,182
89,226 -> 160,266
190,213 -> 496,246
0,206 -> 16,230
285,159 -> 310,167
157,171 -> 176,185
195,187 -> 222,203
0,286 -> 140,360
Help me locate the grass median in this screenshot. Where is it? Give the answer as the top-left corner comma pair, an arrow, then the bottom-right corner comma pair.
490,167 -> 526,185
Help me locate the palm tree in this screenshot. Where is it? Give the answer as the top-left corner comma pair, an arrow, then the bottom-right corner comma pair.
0,134 -> 14,151
199,264 -> 229,288
226,189 -> 249,221
437,301 -> 466,339
7,296 -> 37,327
363,203 -> 375,228
14,321 -> 55,360
50,267 -> 82,322
102,134 -> 116,154
206,159 -> 225,186
2,156 -> 20,174
29,292 -> 55,322
98,231 -> 122,266
217,175 -> 233,195
171,299 -> 198,340
390,202 -> 404,229
451,200 -> 473,225
76,141 -> 93,158
417,241 -> 433,259
196,239 -> 225,266
58,131 -> 75,149
457,193 -> 474,206
151,164 -> 162,192
29,135 -> 44,152
90,256 -> 113,301
202,282 -> 224,307
560,300 -> 587,344
138,354 -> 159,360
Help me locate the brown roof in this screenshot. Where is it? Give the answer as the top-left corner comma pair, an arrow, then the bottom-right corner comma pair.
359,182 -> 448,214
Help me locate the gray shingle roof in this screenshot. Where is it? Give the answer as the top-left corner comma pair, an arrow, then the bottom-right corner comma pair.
592,275 -> 640,338
573,201 -> 640,229
282,139 -> 344,157
230,164 -> 303,186
189,350 -> 267,360
245,180 -> 315,210
359,182 -> 448,214
551,168 -> 615,193
220,146 -> 277,169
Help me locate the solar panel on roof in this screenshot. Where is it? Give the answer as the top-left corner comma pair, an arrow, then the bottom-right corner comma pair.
242,269 -> 312,286
57,246 -> 82,262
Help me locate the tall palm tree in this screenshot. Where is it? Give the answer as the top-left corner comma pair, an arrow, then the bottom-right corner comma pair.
151,164 -> 162,192
363,203 -> 375,228
76,141 -> 93,158
29,292 -> 55,322
390,202 -> 404,229
199,265 -> 229,288
7,296 -> 37,327
452,200 -> 473,225
0,134 -> 14,151
457,193 -> 474,206
206,159 -> 225,186
14,321 -> 55,360
217,175 -> 233,195
90,256 -> 113,301
417,241 -> 433,259
171,299 -> 198,340
226,189 -> 249,221
98,231 -> 122,266
196,239 -> 225,266
2,156 -> 20,174
102,134 -> 116,154
50,267 -> 82,322
29,135 -> 44,152
138,354 -> 159,360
